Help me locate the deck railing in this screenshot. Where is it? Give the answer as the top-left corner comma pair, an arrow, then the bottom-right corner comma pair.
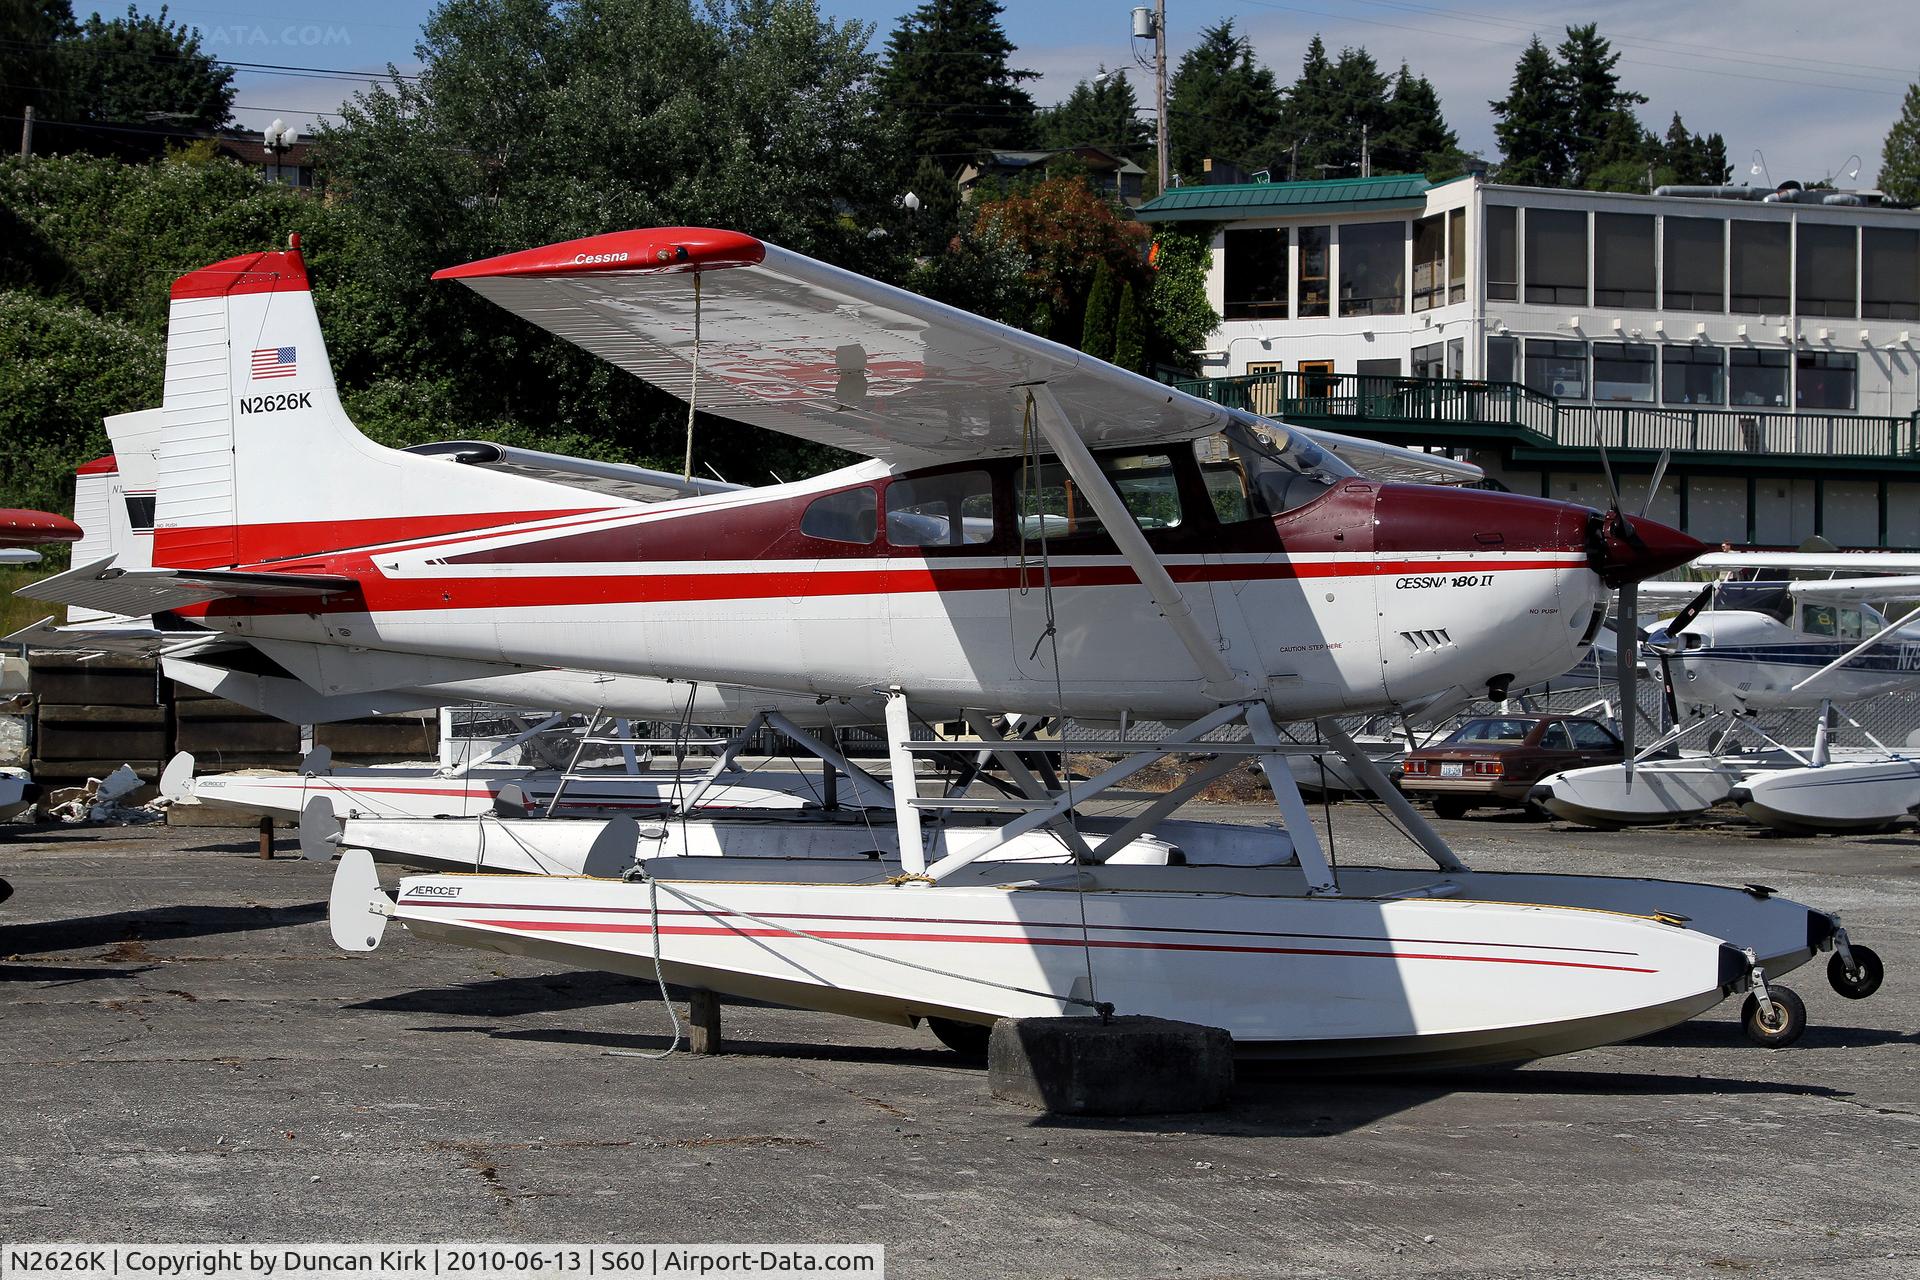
1173,371 -> 1920,461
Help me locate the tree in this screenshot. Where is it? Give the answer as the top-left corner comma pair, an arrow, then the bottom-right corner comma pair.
1881,81 -> 1920,206
877,0 -> 1035,170
1167,20 -> 1284,181
1036,67 -> 1151,166
1111,280 -> 1146,373
903,155 -> 962,257
1376,65 -> 1466,179
1144,227 -> 1218,370
58,5 -> 234,148
966,175 -> 1146,341
1556,23 -> 1647,187
316,0 -> 898,483
1656,112 -> 1730,186
1490,35 -> 1570,187
2,1 -> 74,137
1080,261 -> 1118,360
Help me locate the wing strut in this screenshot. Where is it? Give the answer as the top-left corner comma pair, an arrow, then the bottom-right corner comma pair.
1027,386 -> 1251,703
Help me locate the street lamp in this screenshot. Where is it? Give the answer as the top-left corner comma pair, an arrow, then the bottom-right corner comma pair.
263,117 -> 299,184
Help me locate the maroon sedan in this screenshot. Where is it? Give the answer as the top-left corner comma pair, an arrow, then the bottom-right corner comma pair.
1401,715 -> 1624,819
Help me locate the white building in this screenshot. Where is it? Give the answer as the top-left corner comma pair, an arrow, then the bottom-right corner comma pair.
1138,174 -> 1920,548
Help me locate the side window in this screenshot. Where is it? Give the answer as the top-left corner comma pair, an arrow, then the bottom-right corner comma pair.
1540,723 -> 1574,751
1017,452 -> 1184,540
1838,607 -> 1864,641
800,487 -> 877,545
885,470 -> 994,548
1802,604 -> 1836,637
1196,444 -> 1254,524
1569,721 -> 1618,750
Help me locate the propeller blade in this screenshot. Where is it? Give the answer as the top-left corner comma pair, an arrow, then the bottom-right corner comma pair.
1595,431 -> 1623,513
1640,449 -> 1672,518
1658,651 -> 1680,730
1615,580 -> 1639,768
1667,582 -> 1716,636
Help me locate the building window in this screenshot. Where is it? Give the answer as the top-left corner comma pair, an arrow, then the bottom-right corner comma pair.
1296,225 -> 1329,318
1862,227 -> 1919,321
1662,217 -> 1725,312
1411,342 -> 1444,379
1487,206 -> 1517,301
1796,223 -> 1858,318
885,471 -> 995,547
1447,337 -> 1464,376
1524,208 -> 1587,305
1593,213 -> 1654,309
1662,345 -> 1726,406
1486,334 -> 1517,383
1412,214 -> 1445,312
1223,228 -> 1288,319
1339,221 -> 1406,316
1730,221 -> 1789,313
1592,342 -> 1655,403
1730,348 -> 1789,406
1448,210 -> 1467,304
1796,352 -> 1857,411
1524,339 -> 1587,400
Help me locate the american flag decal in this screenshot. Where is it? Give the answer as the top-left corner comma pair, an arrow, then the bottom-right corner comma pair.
251,346 -> 297,379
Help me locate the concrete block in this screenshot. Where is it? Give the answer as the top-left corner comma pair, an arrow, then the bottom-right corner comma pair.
988,1015 -> 1233,1116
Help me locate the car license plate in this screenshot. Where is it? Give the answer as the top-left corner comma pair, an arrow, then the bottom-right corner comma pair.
1440,762 -> 1464,778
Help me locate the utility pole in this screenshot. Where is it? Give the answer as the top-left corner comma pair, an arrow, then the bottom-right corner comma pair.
1360,123 -> 1370,179
19,105 -> 32,158
1154,0 -> 1168,193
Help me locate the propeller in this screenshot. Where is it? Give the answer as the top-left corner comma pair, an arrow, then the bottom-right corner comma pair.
1594,439 -> 1673,771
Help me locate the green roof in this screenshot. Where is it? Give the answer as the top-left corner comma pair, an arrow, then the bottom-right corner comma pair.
1136,173 -> 1432,222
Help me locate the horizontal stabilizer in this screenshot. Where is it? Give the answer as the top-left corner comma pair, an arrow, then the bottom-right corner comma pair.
16,559 -> 355,615
2,615 -> 223,658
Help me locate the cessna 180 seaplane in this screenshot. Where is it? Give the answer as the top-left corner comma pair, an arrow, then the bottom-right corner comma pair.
1533,552 -> 1920,832
21,228 -> 1884,1062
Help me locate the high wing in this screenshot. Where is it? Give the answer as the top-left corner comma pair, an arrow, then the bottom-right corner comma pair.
17,558 -> 356,617
0,508 -> 82,548
1636,575 -> 1920,608
1694,551 -> 1920,574
436,227 -> 1480,485
0,549 -> 39,566
406,440 -> 744,503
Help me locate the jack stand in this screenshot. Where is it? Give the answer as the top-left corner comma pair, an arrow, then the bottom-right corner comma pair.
689,989 -> 723,1055
258,815 -> 274,860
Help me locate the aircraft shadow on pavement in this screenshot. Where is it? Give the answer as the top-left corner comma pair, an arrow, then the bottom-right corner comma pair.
1634,1020 -> 1919,1051
349,972 -> 674,1018
0,962 -> 158,984
0,901 -> 324,957
405,1022 -> 971,1070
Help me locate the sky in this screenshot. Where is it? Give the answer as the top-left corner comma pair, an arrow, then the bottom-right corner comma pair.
157,0 -> 1919,187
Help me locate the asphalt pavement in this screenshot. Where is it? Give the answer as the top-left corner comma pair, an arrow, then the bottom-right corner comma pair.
2,806 -> 1916,1279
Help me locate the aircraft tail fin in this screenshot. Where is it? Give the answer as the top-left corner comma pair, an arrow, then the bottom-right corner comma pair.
154,236 -> 619,570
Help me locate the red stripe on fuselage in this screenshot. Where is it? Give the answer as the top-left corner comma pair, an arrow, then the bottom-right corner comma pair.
184,555 -> 1580,619
153,508 -> 603,569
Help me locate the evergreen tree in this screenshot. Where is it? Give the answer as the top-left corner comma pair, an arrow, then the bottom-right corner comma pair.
1656,112 -> 1731,186
1166,20 -> 1283,180
1555,23 -> 1649,187
904,155 -> 961,257
1112,280 -> 1146,373
1080,261 -> 1118,360
1880,81 -> 1920,206
1036,67 -> 1151,165
1490,35 -> 1570,187
59,5 -> 235,140
2,0 -> 74,136
1274,35 -> 1338,181
1376,64 -> 1464,179
877,0 -> 1036,170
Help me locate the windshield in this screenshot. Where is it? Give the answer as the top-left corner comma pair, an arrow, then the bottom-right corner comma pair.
1195,421 -> 1354,520
1445,717 -> 1535,744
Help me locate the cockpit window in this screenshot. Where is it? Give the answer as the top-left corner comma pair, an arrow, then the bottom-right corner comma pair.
1202,421 -> 1352,519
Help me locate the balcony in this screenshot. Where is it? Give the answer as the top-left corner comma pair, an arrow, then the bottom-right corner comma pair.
1173,371 -> 1920,471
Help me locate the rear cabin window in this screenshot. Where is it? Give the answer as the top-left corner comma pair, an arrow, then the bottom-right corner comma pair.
1540,723 -> 1574,751
1446,718 -> 1535,743
1568,721 -> 1619,750
800,487 -> 877,545
885,471 -> 994,547
1017,453 -> 1183,541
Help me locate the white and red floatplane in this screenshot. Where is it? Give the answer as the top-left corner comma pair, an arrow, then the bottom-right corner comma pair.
19,227 -> 1885,1064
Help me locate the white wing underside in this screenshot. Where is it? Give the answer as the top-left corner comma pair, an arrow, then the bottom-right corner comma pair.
447,239 -> 1480,485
